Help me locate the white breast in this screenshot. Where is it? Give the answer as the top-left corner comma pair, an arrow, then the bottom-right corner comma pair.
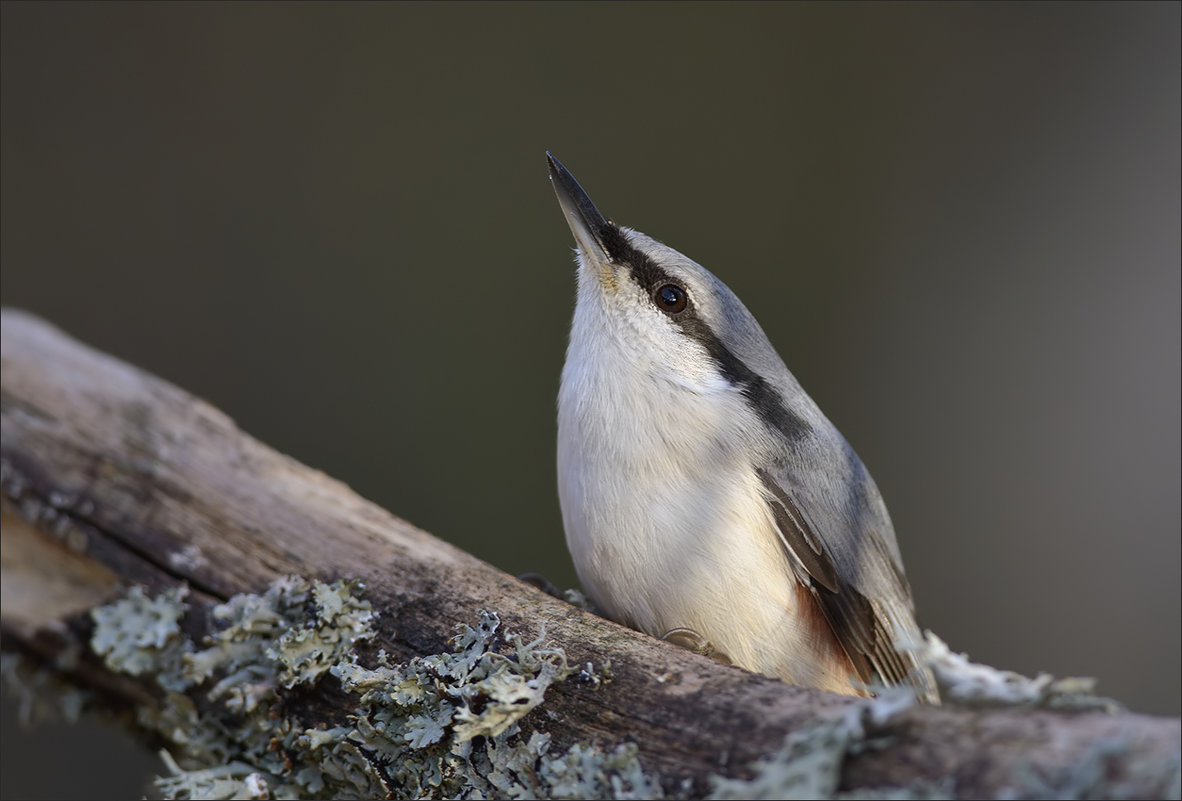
557,296 -> 859,692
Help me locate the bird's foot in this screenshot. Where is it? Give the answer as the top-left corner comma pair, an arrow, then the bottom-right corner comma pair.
517,574 -> 602,614
517,572 -> 562,598
660,628 -> 732,665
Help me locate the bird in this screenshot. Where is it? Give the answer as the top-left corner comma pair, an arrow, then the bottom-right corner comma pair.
547,152 -> 936,701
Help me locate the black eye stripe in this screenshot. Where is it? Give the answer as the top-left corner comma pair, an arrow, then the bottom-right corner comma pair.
601,225 -> 813,444
601,225 -> 675,294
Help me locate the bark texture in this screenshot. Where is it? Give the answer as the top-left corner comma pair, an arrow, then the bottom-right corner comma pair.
1,307 -> 1178,799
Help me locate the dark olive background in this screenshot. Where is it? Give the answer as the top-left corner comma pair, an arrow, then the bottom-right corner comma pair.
1,3 -> 1178,798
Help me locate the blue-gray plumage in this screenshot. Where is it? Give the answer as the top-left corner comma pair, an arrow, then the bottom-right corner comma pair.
549,153 -> 936,701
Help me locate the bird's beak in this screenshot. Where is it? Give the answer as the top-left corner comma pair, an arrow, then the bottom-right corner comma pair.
547,152 -> 614,272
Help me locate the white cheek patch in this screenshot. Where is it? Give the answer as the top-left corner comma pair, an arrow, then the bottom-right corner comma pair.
574,243 -> 733,397
615,284 -> 730,395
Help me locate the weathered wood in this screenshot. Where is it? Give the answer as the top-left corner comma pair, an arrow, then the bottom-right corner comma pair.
1,307 -> 1179,799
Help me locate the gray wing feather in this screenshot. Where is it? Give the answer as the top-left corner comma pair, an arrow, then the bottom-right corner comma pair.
756,465 -> 936,700
660,239 -> 937,700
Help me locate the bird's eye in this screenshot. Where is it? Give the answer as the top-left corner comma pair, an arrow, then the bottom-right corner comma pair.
654,284 -> 688,314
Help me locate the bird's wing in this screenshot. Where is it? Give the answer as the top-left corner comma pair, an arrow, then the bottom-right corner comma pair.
756,466 -> 934,699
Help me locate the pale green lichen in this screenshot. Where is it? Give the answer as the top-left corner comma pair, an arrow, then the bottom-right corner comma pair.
61,579 -> 1164,801
155,752 -> 272,801
916,632 -> 1121,712
326,609 -> 655,799
1006,734 -> 1182,801
178,576 -> 377,710
709,688 -> 950,801
90,584 -> 192,690
537,740 -> 660,800
85,577 -> 652,801
707,633 -> 1138,801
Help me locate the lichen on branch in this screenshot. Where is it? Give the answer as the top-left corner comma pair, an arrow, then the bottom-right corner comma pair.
86,577 -> 652,801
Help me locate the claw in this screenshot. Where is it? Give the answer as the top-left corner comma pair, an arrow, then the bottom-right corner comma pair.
660,628 -> 732,664
517,572 -> 562,599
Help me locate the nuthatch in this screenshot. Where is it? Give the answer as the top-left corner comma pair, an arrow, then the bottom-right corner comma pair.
548,153 -> 936,701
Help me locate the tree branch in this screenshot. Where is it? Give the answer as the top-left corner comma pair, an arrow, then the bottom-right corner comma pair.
1,307 -> 1178,799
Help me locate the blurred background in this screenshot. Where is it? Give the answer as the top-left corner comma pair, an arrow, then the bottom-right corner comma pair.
2,3 -> 1178,797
